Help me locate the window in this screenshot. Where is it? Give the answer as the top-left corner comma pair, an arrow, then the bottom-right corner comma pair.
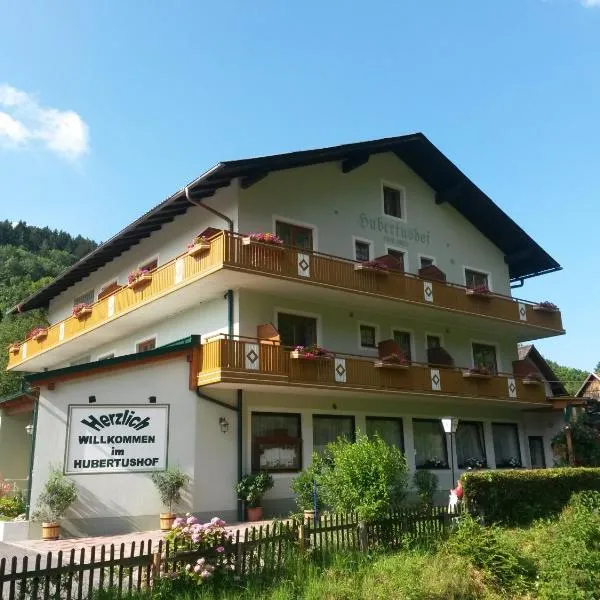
136,338 -> 156,353
426,335 -> 441,350
420,256 -> 434,268
456,421 -> 487,469
97,352 -> 115,361
383,185 -> 404,219
392,330 -> 412,361
313,415 -> 355,454
354,240 -> 371,262
73,289 -> 94,306
98,280 -> 120,300
140,258 -> 158,272
251,412 -> 302,472
472,343 -> 498,374
366,417 -> 404,451
413,419 -> 449,469
275,221 -> 313,250
465,268 -> 489,290
359,324 -> 377,349
492,423 -> 521,468
528,436 -> 546,469
387,248 -> 405,271
277,313 -> 317,348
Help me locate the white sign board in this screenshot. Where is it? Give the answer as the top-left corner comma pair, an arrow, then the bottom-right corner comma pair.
65,405 -> 169,474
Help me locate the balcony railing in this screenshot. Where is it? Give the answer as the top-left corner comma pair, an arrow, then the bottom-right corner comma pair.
6,231 -> 563,370
198,336 -> 548,405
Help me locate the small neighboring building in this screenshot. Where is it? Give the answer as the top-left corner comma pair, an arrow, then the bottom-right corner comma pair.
576,373 -> 600,401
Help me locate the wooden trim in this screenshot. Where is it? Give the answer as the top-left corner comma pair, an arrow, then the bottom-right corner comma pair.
188,346 -> 201,391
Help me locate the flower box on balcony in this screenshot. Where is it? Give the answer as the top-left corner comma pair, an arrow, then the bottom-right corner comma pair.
242,233 -> 284,248
127,269 -> 153,290
186,236 -> 211,257
29,327 -> 48,342
8,343 -> 20,355
72,303 -> 93,320
463,367 -> 492,379
374,353 -> 410,369
532,301 -> 559,313
290,345 -> 332,360
465,285 -> 492,299
354,260 -> 390,275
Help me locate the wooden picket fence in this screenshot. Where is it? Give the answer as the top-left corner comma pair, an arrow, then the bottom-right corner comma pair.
0,507 -> 459,599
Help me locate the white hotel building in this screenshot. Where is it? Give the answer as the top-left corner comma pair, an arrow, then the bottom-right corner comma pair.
2,134 -> 568,535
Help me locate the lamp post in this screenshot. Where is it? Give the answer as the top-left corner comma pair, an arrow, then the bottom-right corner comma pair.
442,417 -> 459,489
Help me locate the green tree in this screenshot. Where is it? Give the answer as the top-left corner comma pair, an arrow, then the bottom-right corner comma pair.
544,358 -> 588,396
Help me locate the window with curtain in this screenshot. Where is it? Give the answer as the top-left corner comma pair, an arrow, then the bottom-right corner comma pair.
251,412 -> 302,472
472,343 -> 498,374
492,423 -> 522,467
413,419 -> 449,469
392,330 -> 412,361
456,421 -> 487,469
313,415 -> 355,454
366,417 -> 404,451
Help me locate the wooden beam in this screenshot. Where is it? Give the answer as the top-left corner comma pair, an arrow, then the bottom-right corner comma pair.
341,155 -> 369,174
435,182 -> 465,205
240,172 -> 268,190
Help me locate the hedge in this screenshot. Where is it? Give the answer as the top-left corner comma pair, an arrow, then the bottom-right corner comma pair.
461,467 -> 600,525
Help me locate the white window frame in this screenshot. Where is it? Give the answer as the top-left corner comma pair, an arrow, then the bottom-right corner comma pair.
96,351 -> 116,361
73,288 -> 95,307
274,307 -> 323,346
358,321 -> 379,352
418,254 -> 436,269
352,236 -> 374,262
470,339 -> 502,372
463,265 -> 493,291
385,244 -> 410,272
272,215 -> 319,251
381,180 -> 407,223
390,327 -> 416,362
135,334 -> 158,354
138,254 -> 159,272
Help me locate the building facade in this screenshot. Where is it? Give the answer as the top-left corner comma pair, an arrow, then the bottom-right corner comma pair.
5,134 -> 567,534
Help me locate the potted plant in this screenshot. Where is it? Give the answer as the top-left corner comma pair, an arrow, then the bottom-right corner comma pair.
290,344 -> 333,360
72,303 -> 93,319
29,327 -> 48,342
235,471 -> 274,522
127,268 -> 153,290
186,234 -> 211,257
31,467 -> 77,540
242,232 -> 284,247
151,466 -> 190,531
533,301 -> 559,313
374,352 -> 410,369
463,366 -> 492,379
354,259 -> 390,275
465,284 -> 492,298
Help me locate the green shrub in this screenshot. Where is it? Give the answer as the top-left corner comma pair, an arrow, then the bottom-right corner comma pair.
236,471 -> 274,508
461,467 -> 600,525
318,433 -> 408,521
31,467 -> 77,522
291,452 -> 325,511
412,470 -> 438,507
151,466 -> 189,512
552,418 -> 600,466
0,492 -> 26,519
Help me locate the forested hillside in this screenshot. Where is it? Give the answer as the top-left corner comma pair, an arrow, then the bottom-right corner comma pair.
0,220 -> 96,395
544,358 -> 594,397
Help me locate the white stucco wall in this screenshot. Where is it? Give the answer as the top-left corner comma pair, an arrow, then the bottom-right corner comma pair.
238,152 -> 512,294
0,411 -> 32,486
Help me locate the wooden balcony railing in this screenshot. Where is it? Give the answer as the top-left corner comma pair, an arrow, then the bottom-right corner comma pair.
6,231 -> 563,370
198,337 -> 548,405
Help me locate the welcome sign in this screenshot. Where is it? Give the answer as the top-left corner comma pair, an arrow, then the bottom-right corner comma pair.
65,405 -> 169,474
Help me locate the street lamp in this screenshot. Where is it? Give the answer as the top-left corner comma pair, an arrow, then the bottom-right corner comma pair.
441,417 -> 459,489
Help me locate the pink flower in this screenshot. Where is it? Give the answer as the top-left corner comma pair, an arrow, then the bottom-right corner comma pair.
194,564 -> 202,573
185,564 -> 191,571
187,516 -> 199,525
196,558 -> 206,566
200,570 -> 212,579
216,546 -> 225,553
191,534 -> 200,544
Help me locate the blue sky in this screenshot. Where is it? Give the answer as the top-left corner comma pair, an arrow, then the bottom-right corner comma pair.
0,0 -> 598,370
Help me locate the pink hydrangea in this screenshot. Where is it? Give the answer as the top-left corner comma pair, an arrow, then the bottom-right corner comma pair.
187,515 -> 199,525
216,546 -> 225,553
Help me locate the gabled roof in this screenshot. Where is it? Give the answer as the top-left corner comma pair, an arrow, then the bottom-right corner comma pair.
10,133 -> 561,313
576,372 -> 600,398
518,344 -> 567,397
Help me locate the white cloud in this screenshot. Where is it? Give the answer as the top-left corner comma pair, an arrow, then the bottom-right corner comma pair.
0,84 -> 89,159
581,0 -> 600,7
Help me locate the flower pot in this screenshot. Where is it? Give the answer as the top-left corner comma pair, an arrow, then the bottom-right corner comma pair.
187,242 -> 211,257
159,512 -> 175,531
247,506 -> 263,522
128,275 -> 153,290
74,307 -> 92,320
41,522 -> 60,541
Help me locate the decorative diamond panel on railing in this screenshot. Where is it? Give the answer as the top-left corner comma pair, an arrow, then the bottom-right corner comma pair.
507,377 -> 517,398
430,368 -> 441,391
424,281 -> 434,303
334,358 -> 347,383
245,343 -> 260,370
59,322 -> 65,342
518,303 -> 527,321
175,258 -> 185,284
297,253 -> 310,278
107,295 -> 115,318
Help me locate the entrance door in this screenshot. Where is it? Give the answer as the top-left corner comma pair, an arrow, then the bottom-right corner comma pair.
277,313 -> 317,348
275,221 -> 313,250
528,436 -> 546,469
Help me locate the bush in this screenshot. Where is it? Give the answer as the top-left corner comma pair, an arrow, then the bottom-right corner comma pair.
461,467 -> 600,525
412,470 -> 438,507
151,466 -> 189,512
291,452 -> 325,511
31,467 -> 77,522
236,472 -> 274,508
318,433 -> 409,521
0,492 -> 26,519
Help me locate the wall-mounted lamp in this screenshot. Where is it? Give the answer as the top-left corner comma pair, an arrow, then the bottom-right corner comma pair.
148,396 -> 157,404
219,417 -> 229,434
25,423 -> 33,435
88,395 -> 96,404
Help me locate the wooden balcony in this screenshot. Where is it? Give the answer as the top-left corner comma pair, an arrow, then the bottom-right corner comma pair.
197,337 -> 549,406
6,231 -> 564,371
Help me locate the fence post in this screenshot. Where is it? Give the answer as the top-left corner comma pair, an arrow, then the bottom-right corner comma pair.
358,521 -> 368,552
298,522 -> 306,553
151,552 -> 162,583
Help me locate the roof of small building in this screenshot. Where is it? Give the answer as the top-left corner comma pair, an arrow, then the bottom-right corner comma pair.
517,344 -> 567,397
10,133 -> 561,313
575,372 -> 600,398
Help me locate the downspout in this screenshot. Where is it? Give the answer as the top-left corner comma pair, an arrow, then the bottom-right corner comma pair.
25,395 -> 39,519
184,186 -> 234,232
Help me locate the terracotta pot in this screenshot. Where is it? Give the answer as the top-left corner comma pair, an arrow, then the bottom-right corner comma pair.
159,512 -> 175,531
41,522 -> 60,541
247,506 -> 263,522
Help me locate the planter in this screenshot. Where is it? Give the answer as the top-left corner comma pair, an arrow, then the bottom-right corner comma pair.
128,275 -> 153,290
159,512 -> 175,531
290,350 -> 331,360
532,304 -> 559,313
242,237 -> 284,249
187,242 -> 211,257
247,506 -> 263,522
462,371 -> 492,380
353,263 -> 389,275
8,344 -> 20,355
41,522 -> 60,541
523,378 -> 541,386
0,520 -> 29,542
465,289 -> 492,299
74,307 -> 93,320
374,360 -> 409,369
32,330 -> 48,341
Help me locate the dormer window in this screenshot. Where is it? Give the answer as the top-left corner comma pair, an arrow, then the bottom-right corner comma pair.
382,184 -> 405,219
